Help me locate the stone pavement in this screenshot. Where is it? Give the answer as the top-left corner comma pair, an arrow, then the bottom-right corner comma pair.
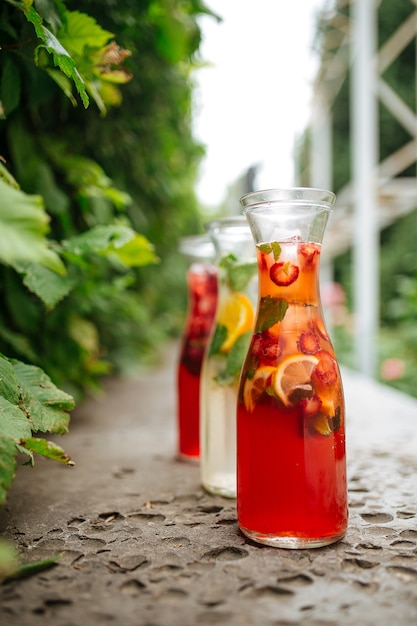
1,342 -> 417,626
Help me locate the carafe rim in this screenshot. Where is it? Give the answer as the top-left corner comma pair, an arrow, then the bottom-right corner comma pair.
240,187 -> 336,212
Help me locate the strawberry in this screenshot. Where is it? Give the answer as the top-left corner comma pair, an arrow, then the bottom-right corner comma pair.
299,243 -> 319,266
270,261 -> 299,287
297,330 -> 320,354
313,350 -> 338,386
299,394 -> 322,418
252,330 -> 282,364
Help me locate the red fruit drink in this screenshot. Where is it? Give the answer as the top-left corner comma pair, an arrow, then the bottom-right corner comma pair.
237,240 -> 348,548
177,262 -> 217,459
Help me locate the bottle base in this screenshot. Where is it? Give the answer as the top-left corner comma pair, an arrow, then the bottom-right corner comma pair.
239,525 -> 346,549
202,480 -> 236,499
177,452 -> 199,464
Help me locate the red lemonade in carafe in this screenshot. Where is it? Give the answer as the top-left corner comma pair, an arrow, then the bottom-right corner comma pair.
237,188 -> 348,548
177,238 -> 217,460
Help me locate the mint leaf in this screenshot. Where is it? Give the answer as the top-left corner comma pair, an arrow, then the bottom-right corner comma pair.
219,254 -> 257,292
209,324 -> 227,356
256,296 -> 288,332
257,242 -> 281,261
225,331 -> 251,380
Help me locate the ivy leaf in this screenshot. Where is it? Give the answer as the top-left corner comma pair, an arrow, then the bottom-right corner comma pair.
256,296 -> 288,332
19,438 -> 74,466
0,179 -> 66,275
12,361 -> 74,435
219,254 -> 257,292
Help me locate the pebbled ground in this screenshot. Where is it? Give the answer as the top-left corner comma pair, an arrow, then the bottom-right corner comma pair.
1,343 -> 417,626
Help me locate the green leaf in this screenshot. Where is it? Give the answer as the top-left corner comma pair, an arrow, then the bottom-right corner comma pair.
0,57 -> 21,115
224,330 -> 251,381
19,438 -> 74,465
0,163 -> 19,189
13,261 -> 76,309
256,296 -> 289,332
0,397 -> 32,441
0,179 -> 65,274
0,437 -> 18,508
4,553 -> 61,581
46,68 -> 77,106
209,324 -> 227,356
57,11 -> 114,57
0,354 -> 20,405
12,361 -> 74,434
258,242 -> 281,261
22,5 -> 89,107
63,225 -> 158,267
219,254 -> 257,292
109,233 -> 158,268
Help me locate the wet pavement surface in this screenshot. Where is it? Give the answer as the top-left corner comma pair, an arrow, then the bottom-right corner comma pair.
1,342 -> 417,625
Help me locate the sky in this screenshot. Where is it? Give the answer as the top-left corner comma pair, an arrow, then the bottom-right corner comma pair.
193,0 -> 327,208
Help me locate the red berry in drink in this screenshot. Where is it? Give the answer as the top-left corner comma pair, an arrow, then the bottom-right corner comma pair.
313,350 -> 338,386
297,331 -> 320,355
270,261 -> 299,286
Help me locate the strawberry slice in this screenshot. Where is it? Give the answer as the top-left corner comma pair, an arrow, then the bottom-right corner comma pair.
313,350 -> 338,386
299,394 -> 322,418
299,243 -> 319,266
270,261 -> 299,286
252,330 -> 282,364
297,330 -> 320,355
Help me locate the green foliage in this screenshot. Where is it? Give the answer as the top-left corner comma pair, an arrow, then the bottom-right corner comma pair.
0,353 -> 75,507
0,537 -> 60,581
300,0 -> 417,398
0,0 -> 212,508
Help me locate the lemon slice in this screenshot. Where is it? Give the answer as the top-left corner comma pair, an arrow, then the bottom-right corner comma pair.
243,365 -> 276,412
272,354 -> 319,407
217,292 -> 254,353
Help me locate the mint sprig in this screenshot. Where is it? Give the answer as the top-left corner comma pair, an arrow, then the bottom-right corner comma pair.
219,254 -> 257,292
256,296 -> 288,332
257,242 -> 281,261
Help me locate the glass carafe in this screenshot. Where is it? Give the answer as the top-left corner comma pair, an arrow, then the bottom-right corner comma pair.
177,235 -> 218,460
237,188 -> 348,548
200,216 -> 258,497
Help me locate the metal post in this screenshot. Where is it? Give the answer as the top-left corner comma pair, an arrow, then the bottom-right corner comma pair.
351,0 -> 379,377
310,90 -> 335,336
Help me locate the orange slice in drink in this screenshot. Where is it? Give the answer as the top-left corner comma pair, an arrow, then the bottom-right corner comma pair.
217,292 -> 254,353
243,365 -> 276,412
272,354 -> 319,407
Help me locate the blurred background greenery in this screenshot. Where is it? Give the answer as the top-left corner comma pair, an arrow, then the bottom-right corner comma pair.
0,0 -> 416,404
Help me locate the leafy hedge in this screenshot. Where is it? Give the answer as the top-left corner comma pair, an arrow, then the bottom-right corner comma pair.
0,0 -> 211,507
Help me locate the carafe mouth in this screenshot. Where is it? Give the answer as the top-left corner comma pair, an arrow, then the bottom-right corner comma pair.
240,187 -> 336,211
240,187 -> 336,246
